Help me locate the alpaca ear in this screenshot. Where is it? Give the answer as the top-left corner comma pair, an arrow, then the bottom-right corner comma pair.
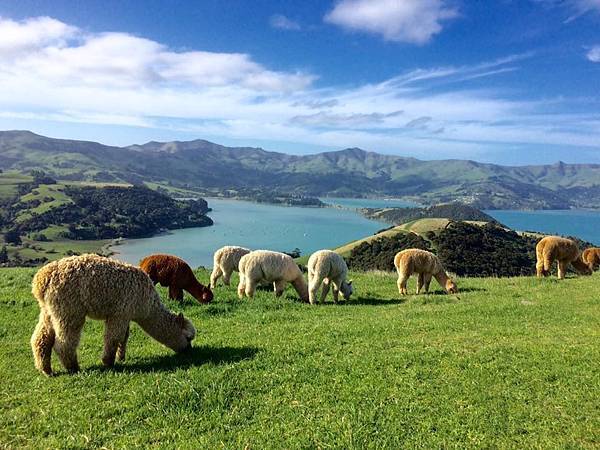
177,312 -> 184,324
348,279 -> 353,285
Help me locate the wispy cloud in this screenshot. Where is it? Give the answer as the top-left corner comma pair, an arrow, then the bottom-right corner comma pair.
270,14 -> 301,31
324,0 -> 459,44
587,45 -> 600,62
0,16 -> 599,160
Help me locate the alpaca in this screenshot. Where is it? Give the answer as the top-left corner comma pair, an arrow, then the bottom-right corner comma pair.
394,249 -> 458,295
582,247 -> 600,271
31,254 -> 196,375
307,250 -> 353,304
237,250 -> 309,302
210,246 -> 251,288
140,254 -> 213,303
535,236 -> 592,279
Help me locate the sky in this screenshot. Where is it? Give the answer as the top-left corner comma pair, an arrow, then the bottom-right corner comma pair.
0,0 -> 599,165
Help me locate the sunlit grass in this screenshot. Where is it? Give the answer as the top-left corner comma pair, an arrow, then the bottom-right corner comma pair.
0,268 -> 598,448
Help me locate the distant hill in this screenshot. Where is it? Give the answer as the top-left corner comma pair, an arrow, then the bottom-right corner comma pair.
360,203 -> 500,225
2,130 -> 600,209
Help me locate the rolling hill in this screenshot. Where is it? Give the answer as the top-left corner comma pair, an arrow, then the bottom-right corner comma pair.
2,130 -> 600,209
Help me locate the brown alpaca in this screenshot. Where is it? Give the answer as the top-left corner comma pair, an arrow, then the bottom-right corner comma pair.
31,254 -> 196,375
394,249 -> 458,295
582,247 -> 600,271
140,254 -> 213,304
535,236 -> 592,279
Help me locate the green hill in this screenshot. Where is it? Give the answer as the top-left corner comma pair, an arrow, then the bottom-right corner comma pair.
1,267 -> 598,447
3,130 -> 600,209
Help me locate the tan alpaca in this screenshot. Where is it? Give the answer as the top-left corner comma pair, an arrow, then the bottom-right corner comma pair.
394,249 -> 458,295
582,247 -> 600,271
237,250 -> 309,302
536,236 -> 592,279
31,254 -> 195,376
210,246 -> 251,288
307,250 -> 353,304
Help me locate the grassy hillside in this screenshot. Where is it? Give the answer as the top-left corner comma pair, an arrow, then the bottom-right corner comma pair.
3,131 -> 600,209
0,268 -> 598,448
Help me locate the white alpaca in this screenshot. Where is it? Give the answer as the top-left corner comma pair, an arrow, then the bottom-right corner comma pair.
210,246 -> 251,288
237,250 -> 309,302
307,250 -> 353,304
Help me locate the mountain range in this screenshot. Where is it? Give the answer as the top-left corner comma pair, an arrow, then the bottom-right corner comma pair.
1,130 -> 600,209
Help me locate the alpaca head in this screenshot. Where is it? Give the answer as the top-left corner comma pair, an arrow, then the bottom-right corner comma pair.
340,279 -> 353,300
200,285 -> 214,303
165,313 -> 196,353
445,278 -> 458,294
573,255 -> 593,276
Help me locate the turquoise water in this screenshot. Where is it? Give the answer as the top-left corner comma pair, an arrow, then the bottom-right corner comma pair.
114,198 -> 388,267
114,197 -> 600,268
321,197 -> 417,209
487,210 -> 600,245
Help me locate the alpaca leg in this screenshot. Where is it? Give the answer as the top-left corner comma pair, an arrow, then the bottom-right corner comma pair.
116,323 -> 130,361
320,280 -> 331,304
309,275 -> 324,305
237,274 -> 246,298
274,280 -> 286,297
103,319 -> 130,367
536,260 -> 545,278
245,278 -> 257,298
222,268 -> 233,286
423,274 -> 433,293
397,272 -> 409,295
31,308 -> 55,376
417,273 -> 424,294
169,285 -> 184,302
331,281 -> 340,304
53,315 -> 84,373
210,265 -> 222,289
558,260 -> 567,279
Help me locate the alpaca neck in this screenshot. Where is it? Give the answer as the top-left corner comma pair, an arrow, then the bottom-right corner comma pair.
291,276 -> 309,303
186,280 -> 206,302
135,305 -> 179,349
434,271 -> 451,290
572,257 -> 591,274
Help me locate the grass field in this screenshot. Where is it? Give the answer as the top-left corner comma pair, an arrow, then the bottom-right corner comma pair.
1,267 -> 598,448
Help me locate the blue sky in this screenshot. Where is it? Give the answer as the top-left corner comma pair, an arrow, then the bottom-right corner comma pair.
0,0 -> 599,165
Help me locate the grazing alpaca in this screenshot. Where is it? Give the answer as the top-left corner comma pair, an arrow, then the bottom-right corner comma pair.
535,236 -> 592,279
31,254 -> 195,375
582,247 -> 600,271
307,250 -> 353,304
237,250 -> 309,302
140,254 -> 213,304
394,249 -> 458,295
210,246 -> 251,288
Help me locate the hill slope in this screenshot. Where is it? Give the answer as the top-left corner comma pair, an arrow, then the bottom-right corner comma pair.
2,130 -> 600,208
1,267 -> 598,447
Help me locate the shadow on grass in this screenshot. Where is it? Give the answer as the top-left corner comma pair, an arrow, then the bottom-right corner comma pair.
337,296 -> 407,306
90,345 -> 260,374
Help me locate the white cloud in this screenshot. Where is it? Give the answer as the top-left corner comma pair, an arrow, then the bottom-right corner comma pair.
270,14 -> 301,31
0,17 -> 313,92
324,0 -> 459,44
587,46 -> 600,62
0,16 -> 599,160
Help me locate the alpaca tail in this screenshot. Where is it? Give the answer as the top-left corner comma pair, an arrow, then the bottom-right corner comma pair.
31,264 -> 54,305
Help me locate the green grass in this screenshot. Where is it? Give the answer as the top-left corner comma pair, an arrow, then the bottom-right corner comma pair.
18,183 -> 73,216
0,268 -> 598,448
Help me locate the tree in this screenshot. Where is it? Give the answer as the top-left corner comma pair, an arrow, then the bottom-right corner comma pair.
4,229 -> 22,245
0,245 -> 8,264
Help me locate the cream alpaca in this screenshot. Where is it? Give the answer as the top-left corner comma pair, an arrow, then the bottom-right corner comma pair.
210,245 -> 251,288
31,254 -> 195,375
307,250 -> 353,304
394,249 -> 458,295
237,250 -> 309,302
535,236 -> 592,279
